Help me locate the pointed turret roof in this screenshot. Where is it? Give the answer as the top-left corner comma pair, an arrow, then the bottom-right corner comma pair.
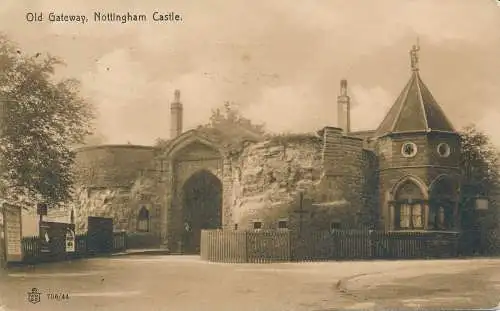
374,43 -> 455,138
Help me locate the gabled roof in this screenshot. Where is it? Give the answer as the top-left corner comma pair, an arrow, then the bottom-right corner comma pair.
375,66 -> 455,138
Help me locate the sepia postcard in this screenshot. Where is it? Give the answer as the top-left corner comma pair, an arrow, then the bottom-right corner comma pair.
0,0 -> 500,310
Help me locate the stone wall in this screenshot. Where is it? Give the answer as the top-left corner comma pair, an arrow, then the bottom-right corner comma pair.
229,134 -> 323,230
74,145 -> 157,187
70,175 -> 163,234
228,130 -> 373,230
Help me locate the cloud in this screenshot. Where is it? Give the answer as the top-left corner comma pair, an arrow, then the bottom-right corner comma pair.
1,0 -> 499,146
477,109 -> 500,147
349,85 -> 395,131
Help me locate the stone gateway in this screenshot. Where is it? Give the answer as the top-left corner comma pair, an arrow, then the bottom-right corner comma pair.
70,45 -> 464,253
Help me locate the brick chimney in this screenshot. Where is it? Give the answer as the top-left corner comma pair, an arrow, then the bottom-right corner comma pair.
170,89 -> 183,139
337,79 -> 351,134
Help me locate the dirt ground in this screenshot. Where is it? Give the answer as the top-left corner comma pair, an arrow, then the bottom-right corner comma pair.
0,256 -> 500,311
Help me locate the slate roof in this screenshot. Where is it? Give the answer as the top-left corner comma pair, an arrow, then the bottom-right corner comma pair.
374,71 -> 455,138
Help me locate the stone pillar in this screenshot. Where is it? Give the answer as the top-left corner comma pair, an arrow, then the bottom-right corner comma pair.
221,156 -> 233,230
160,160 -> 173,249
388,202 -> 395,231
423,203 -> 429,230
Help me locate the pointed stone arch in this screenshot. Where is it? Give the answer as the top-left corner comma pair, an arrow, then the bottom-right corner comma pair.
137,205 -> 150,232
389,175 -> 428,230
429,174 -> 458,197
163,129 -> 225,160
428,174 -> 459,230
390,175 -> 429,200
160,129 -> 229,254
180,169 -> 223,254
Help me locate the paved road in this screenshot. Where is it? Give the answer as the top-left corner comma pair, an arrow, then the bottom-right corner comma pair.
0,256 -> 499,310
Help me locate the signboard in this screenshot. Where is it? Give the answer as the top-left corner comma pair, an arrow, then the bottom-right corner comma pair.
37,203 -> 47,216
3,204 -> 22,262
475,198 -> 489,211
65,229 -> 75,252
39,223 -> 51,253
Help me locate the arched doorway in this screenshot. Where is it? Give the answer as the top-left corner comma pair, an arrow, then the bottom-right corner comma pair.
393,180 -> 425,230
181,170 -> 222,254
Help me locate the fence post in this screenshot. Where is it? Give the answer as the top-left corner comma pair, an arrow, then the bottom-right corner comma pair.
244,231 -> 248,263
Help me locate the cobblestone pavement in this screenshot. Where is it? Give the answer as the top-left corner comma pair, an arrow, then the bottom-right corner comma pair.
0,256 -> 499,310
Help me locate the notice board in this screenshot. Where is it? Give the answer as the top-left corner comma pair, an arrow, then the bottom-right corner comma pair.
3,204 -> 22,262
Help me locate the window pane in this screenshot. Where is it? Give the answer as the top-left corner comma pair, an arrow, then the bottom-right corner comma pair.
400,204 -> 411,228
437,206 -> 446,228
412,204 -> 423,228
137,220 -> 148,232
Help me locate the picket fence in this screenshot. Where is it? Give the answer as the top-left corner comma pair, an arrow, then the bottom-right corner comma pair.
200,229 -> 461,263
21,231 -> 127,264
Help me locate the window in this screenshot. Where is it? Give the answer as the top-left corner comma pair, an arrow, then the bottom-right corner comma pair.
253,221 -> 262,230
234,224 -> 238,231
396,203 -> 423,229
278,220 -> 288,229
437,143 -> 451,158
137,206 -> 150,232
428,205 -> 453,230
393,180 -> 425,230
401,142 -> 418,158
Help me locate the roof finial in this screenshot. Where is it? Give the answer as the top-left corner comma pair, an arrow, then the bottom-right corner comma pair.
410,37 -> 420,72
174,89 -> 180,102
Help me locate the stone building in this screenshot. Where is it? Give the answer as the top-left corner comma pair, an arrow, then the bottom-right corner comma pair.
71,45 -> 463,253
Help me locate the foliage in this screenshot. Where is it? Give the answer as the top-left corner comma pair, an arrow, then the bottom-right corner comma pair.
459,124 -> 500,230
196,101 -> 266,153
459,124 -> 500,197
205,101 -> 266,136
0,35 -> 95,208
154,137 -> 170,149
266,132 -> 322,146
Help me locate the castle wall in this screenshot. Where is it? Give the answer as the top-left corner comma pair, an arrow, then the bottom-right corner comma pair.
229,135 -> 323,230
74,145 -> 157,187
228,130 -> 374,230
70,177 -> 163,235
72,145 -> 161,235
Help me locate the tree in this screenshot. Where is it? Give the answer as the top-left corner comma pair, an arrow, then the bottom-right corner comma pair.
205,101 -> 266,136
154,101 -> 266,151
460,125 -> 500,196
0,35 -> 95,209
459,124 -> 500,230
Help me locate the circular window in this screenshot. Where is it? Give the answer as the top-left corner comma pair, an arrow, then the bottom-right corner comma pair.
401,142 -> 418,158
437,143 -> 451,158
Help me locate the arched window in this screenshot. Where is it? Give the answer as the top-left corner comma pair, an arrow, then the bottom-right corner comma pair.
137,206 -> 150,232
429,178 -> 456,230
394,180 -> 424,230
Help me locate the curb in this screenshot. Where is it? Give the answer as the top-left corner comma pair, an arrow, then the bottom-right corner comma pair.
111,250 -> 172,257
336,273 -> 371,302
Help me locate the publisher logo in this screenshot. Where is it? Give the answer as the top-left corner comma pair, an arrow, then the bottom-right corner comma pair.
27,288 -> 41,304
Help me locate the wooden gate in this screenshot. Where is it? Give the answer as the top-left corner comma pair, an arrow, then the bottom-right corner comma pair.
39,221 -> 76,262
87,217 -> 113,255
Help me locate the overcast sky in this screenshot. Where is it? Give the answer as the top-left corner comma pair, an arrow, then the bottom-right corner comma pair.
1,0 -> 499,146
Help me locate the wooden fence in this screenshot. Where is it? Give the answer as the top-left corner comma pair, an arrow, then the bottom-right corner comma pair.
21,231 -> 127,264
200,229 -> 461,263
126,232 -> 162,249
